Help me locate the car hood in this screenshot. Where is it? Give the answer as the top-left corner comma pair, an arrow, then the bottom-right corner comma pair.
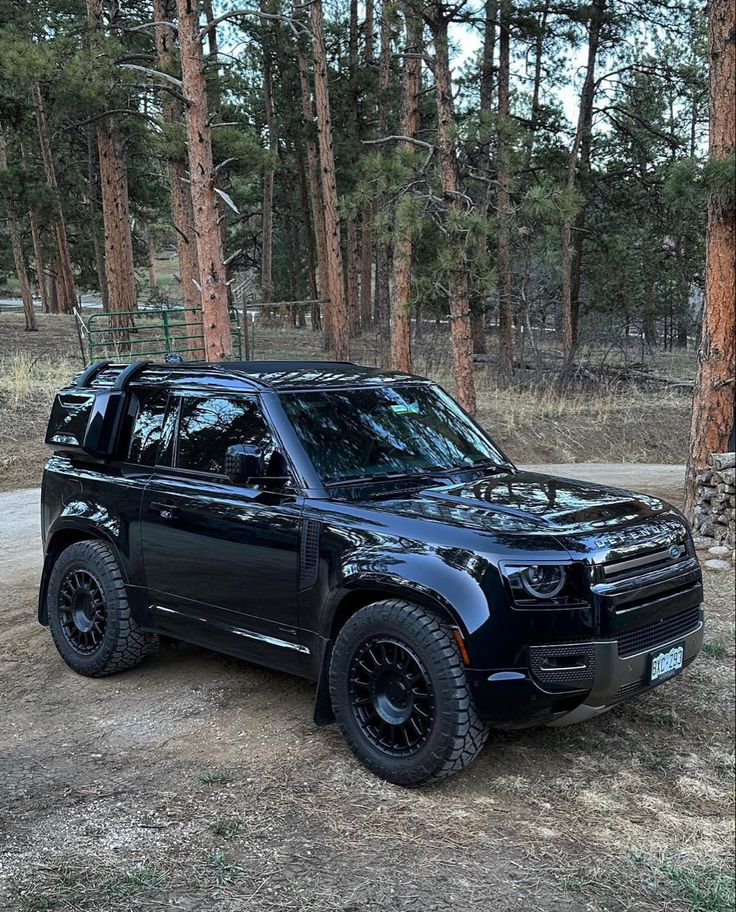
372,470 -> 671,536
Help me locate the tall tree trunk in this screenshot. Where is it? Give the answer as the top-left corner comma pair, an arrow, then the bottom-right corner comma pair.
96,116 -> 138,321
360,0 -> 376,331
470,0 -> 497,356
560,0 -> 604,364
152,0 -> 202,351
496,0 -> 514,378
310,0 -> 350,359
516,0 -> 549,349
0,124 -> 37,331
86,133 -> 110,312
374,1 -> 393,334
389,5 -> 422,372
20,142 -> 50,315
176,0 -> 233,360
47,261 -> 58,315
346,0 -> 361,334
685,0 -> 735,515
28,210 -> 48,314
261,24 -> 276,307
295,4 -> 328,332
431,16 -> 476,414
31,84 -> 76,314
297,155 -> 319,304
87,0 -> 138,330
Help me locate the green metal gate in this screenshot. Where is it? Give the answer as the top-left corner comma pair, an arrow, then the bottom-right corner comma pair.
76,306 -> 243,364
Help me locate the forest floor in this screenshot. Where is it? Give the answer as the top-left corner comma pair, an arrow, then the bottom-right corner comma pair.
0,312 -> 695,492
1,485 -> 734,912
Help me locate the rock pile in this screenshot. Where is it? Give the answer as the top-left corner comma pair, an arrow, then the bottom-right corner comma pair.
691,452 -> 736,567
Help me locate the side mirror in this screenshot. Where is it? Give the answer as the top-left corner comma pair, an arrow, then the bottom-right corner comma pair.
225,444 -> 266,484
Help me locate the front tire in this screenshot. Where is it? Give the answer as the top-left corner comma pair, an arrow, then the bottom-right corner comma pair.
47,540 -> 158,677
329,600 -> 488,786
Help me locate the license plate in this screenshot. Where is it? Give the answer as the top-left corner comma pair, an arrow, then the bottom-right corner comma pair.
649,642 -> 684,683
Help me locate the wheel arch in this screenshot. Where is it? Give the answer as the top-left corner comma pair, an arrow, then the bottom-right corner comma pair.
312,581 -> 472,727
37,523 -> 128,625
327,583 -> 467,643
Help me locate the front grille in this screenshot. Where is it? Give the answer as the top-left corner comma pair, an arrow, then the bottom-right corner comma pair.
617,606 -> 701,658
613,655 -> 696,703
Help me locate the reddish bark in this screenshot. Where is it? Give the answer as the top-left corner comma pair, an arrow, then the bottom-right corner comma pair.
176,0 -> 234,360
32,84 -> 77,314
152,0 -> 202,346
295,6 -> 328,331
496,0 -> 514,378
389,6 -> 422,373
431,17 -> 476,415
561,0 -> 604,364
310,0 -> 350,360
685,0 -> 736,514
0,124 -> 37,331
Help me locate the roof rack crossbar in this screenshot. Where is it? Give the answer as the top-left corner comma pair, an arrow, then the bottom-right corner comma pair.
76,360 -> 112,389
113,360 -> 153,391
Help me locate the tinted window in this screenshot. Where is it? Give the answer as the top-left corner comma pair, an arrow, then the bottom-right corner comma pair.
176,396 -> 271,475
280,384 -> 505,484
127,390 -> 169,465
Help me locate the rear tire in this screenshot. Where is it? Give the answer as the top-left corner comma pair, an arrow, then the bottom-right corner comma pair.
47,540 -> 158,677
329,599 -> 488,786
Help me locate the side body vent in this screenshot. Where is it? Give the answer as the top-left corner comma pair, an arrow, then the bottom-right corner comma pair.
299,520 -> 321,590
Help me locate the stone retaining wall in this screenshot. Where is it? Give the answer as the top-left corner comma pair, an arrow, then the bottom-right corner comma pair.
691,452 -> 736,561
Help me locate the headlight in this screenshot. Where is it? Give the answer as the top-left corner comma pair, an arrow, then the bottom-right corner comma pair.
502,564 -> 572,605
518,565 -> 566,598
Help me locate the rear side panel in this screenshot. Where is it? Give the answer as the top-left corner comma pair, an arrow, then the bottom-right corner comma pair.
39,455 -> 152,627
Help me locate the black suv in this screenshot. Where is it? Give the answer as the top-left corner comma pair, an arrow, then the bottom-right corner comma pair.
40,359 -> 704,785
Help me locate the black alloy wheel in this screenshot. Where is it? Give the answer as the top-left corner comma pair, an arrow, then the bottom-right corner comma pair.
47,540 -> 158,677
330,599 -> 488,786
58,568 -> 107,655
349,637 -> 435,755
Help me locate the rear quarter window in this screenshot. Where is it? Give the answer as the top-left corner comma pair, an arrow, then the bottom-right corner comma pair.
126,389 -> 170,465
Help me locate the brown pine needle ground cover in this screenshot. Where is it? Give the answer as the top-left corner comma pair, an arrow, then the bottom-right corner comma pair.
0,520 -> 733,912
0,310 -> 733,912
0,313 -> 693,491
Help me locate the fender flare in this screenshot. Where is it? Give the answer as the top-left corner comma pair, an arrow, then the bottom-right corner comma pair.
37,519 -> 129,625
313,573 -> 490,726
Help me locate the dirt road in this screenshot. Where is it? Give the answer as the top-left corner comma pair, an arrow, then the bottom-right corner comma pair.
1,469 -> 733,912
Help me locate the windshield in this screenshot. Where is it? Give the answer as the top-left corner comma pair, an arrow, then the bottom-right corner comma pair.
280,383 -> 508,485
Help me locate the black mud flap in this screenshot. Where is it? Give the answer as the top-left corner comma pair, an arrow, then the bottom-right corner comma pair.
313,639 -> 335,726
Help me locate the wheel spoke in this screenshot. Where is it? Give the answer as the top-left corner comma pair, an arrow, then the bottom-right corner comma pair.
349,636 -> 435,757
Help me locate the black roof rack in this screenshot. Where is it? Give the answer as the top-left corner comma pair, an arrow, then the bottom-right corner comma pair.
76,360 -> 152,391
76,360 -> 111,388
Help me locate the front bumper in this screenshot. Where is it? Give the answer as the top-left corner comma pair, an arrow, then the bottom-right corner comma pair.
467,609 -> 704,729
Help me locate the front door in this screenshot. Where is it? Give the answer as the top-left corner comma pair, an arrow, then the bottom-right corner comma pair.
141,392 -> 305,671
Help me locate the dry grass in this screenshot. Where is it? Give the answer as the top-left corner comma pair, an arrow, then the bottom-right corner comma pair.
0,312 -> 693,490
0,351 -> 79,491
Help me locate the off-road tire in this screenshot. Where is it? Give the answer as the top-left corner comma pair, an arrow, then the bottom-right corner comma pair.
47,540 -> 158,676
330,599 -> 488,786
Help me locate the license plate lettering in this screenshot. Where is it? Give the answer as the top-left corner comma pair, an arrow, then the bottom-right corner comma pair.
650,644 -> 684,683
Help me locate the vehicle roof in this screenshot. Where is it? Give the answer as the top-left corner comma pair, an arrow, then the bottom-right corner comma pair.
78,359 -> 427,393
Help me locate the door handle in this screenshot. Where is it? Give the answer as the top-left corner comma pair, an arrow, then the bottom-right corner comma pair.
150,500 -> 178,519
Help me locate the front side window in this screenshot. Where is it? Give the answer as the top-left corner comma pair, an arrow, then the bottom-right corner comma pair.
127,390 -> 169,465
279,383 -> 506,484
176,395 -> 272,475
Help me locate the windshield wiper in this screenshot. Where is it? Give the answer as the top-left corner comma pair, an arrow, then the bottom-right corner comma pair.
325,469 -> 450,487
465,459 -> 515,475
